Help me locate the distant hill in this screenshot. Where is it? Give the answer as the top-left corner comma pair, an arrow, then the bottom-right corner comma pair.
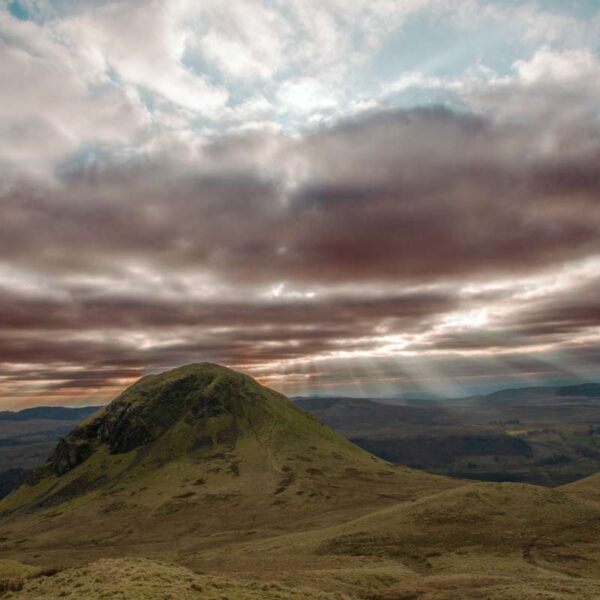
294,396 -> 457,431
297,381 -> 600,410
0,406 -> 99,422
295,383 -> 600,486
463,382 -> 600,406
0,406 -> 100,500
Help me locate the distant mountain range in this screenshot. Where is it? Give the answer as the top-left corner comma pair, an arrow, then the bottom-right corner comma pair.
0,405 -> 100,499
295,382 -> 600,486
466,382 -> 600,404
295,381 -> 600,407
0,405 -> 99,422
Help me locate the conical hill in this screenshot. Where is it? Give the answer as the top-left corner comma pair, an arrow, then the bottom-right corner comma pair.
0,364 -> 456,567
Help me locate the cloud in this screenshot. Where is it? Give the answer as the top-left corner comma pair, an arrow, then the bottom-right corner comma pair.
0,10 -> 151,179
64,1 -> 228,114
1,93 -> 600,403
3,95 -> 600,287
192,1 -> 291,82
468,47 -> 600,125
2,0 -> 600,405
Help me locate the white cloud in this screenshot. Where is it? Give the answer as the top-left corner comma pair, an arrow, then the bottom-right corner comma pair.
385,71 -> 465,93
192,1 -> 290,82
277,78 -> 339,115
1,0 -> 600,180
59,1 -> 229,115
0,11 -> 151,179
515,47 -> 599,84
466,47 -> 600,127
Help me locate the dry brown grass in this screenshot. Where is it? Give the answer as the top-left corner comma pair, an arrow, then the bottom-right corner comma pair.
6,558 -> 349,600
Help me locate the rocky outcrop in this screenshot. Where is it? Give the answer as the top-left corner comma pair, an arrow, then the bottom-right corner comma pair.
96,401 -> 155,454
50,436 -> 95,475
45,371 -> 234,476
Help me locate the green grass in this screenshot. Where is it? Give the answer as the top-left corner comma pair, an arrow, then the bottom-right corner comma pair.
0,560 -> 43,593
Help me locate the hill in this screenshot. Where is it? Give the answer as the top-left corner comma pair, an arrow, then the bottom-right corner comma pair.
0,363 -> 454,569
293,396 -> 457,430
561,472 -> 600,504
295,386 -> 600,486
194,481 -> 600,598
6,558 -> 345,600
0,407 -> 99,422
469,383 -> 600,406
4,480 -> 600,599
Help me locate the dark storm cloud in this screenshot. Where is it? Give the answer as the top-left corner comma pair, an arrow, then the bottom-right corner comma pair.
0,288 -> 459,399
285,108 -> 600,283
2,106 -> 600,287
0,287 -> 455,331
2,100 -> 600,405
511,282 -> 600,337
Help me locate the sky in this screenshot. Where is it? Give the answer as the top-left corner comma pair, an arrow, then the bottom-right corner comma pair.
1,0 -> 600,408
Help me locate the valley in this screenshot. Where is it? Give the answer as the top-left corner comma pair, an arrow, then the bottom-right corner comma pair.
0,407 -> 99,500
296,386 -> 600,487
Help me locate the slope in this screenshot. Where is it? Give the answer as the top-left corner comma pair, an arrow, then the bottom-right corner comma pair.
562,471 -> 600,504
193,481 -> 600,598
0,363 -> 457,568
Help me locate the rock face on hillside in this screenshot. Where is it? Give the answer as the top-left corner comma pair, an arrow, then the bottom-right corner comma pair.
45,365 -> 267,475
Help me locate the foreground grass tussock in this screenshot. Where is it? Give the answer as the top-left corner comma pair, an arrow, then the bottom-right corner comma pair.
7,558 -> 349,600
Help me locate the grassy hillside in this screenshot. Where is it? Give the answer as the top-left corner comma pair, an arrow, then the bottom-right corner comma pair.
192,481 -> 600,598
561,472 -> 600,503
0,559 -> 43,594
4,482 -> 600,599
0,364 -> 456,569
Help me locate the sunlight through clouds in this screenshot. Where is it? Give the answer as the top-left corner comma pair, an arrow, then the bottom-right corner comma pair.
1,0 -> 600,405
